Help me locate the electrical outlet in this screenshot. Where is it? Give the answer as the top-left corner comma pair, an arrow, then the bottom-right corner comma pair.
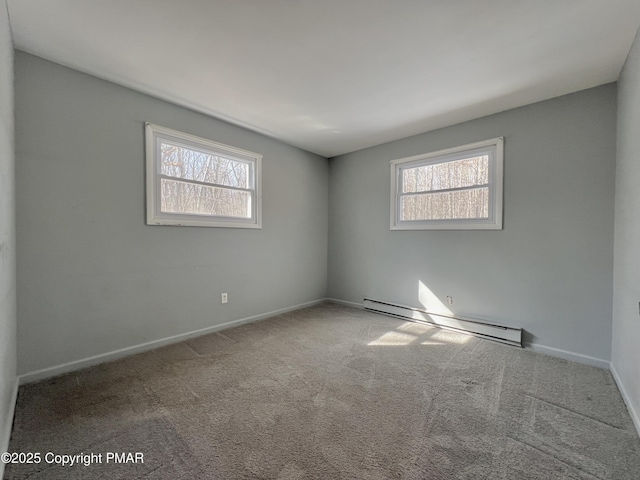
447,296 -> 453,305
221,293 -> 228,304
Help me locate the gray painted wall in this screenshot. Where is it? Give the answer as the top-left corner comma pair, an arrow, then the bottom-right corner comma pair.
328,85 -> 617,362
613,27 -> 640,429
0,0 -> 16,464
15,52 -> 328,375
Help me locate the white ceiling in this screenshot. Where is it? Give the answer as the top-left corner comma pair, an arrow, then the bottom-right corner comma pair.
8,1 -> 640,157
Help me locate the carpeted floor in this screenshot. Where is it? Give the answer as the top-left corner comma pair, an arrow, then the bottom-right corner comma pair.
4,303 -> 640,479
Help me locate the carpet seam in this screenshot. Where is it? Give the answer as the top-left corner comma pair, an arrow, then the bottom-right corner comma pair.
523,393 -> 626,430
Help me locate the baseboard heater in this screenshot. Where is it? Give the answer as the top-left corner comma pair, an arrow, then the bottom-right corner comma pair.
363,298 -> 522,347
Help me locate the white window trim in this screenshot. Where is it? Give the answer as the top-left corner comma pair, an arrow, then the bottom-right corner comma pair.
145,123 -> 262,229
390,137 -> 503,230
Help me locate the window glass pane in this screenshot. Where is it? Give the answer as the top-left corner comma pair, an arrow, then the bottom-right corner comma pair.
401,187 -> 489,221
402,155 -> 489,193
161,142 -> 250,188
161,179 -> 251,218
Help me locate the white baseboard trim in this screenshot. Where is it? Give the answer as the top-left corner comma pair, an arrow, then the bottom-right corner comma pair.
610,363 -> 640,438
526,342 -> 610,369
0,376 -> 19,480
19,299 -> 326,385
325,298 -> 364,309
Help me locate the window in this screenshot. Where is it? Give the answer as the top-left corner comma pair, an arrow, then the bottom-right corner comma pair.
145,123 -> 262,228
390,137 -> 503,230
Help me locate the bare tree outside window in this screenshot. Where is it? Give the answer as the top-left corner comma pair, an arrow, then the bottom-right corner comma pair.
146,123 -> 262,228
391,138 -> 503,230
159,143 -> 252,218
400,155 -> 489,221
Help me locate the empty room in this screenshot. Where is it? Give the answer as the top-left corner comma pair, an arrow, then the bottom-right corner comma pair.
1,1 -> 640,478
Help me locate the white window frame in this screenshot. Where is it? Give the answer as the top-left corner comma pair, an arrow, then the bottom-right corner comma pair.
390,137 -> 503,230
145,123 -> 262,228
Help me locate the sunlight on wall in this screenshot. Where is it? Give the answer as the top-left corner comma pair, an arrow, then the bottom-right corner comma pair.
366,282 -> 475,346
418,280 -> 453,316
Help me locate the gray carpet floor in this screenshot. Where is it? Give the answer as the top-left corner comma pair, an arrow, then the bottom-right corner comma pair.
4,303 -> 640,479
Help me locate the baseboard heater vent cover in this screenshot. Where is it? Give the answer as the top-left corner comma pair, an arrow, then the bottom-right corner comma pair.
363,298 -> 522,347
